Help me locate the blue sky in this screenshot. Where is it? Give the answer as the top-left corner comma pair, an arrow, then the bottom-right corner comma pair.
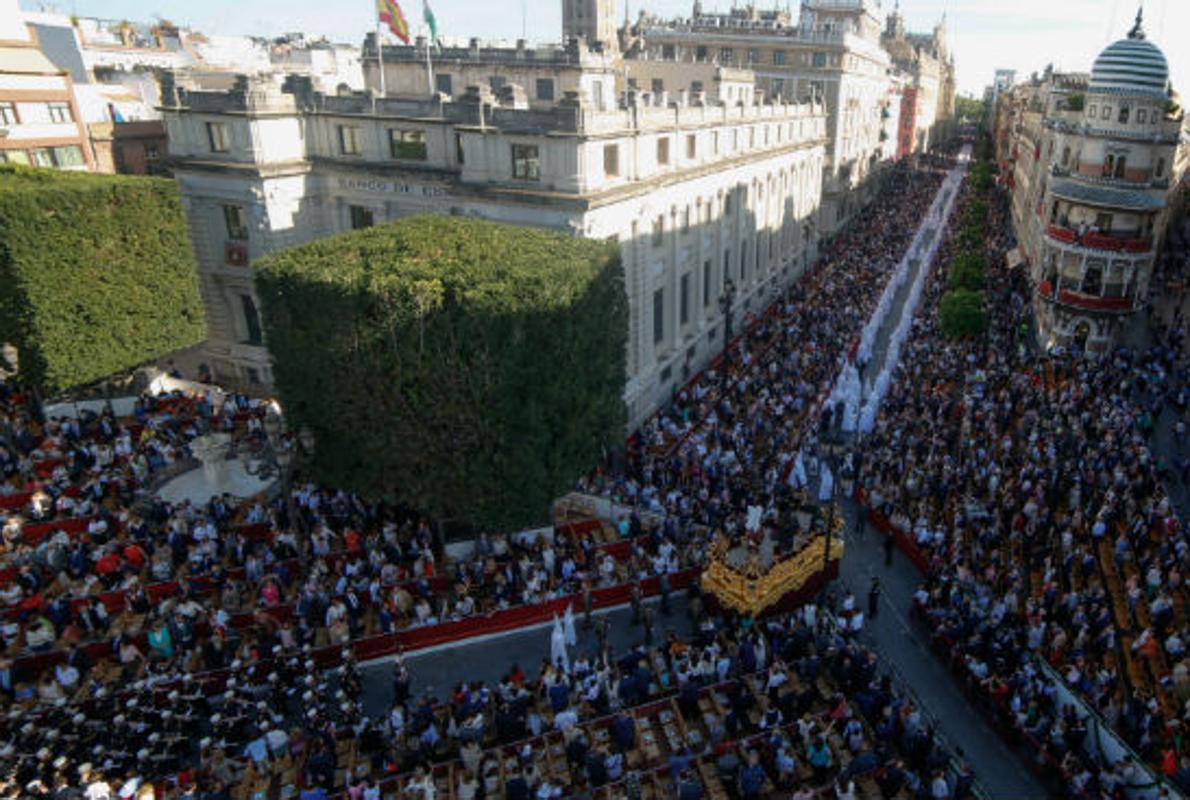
18,0 -> 1189,97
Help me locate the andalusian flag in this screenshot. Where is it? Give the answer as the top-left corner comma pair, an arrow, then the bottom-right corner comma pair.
377,0 -> 410,43
423,1 -> 439,45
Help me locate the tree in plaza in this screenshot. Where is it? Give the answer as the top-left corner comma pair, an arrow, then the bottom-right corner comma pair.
0,165 -> 205,394
254,215 -> 627,531
939,289 -> 987,339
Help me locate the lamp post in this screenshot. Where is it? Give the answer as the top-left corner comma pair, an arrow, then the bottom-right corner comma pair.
718,277 -> 737,390
242,405 -> 315,572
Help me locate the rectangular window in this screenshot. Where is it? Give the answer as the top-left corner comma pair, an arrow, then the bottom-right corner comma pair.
653,289 -> 665,345
602,144 -> 619,177
456,133 -> 465,165
489,76 -> 507,94
435,73 -> 453,94
812,52 -> 827,68
657,137 -> 670,166
0,150 -> 29,165
661,44 -> 675,59
681,206 -> 691,233
680,273 -> 690,325
222,204 -> 248,241
30,148 -> 54,168
686,135 -> 696,159
723,249 -> 731,282
389,129 -> 426,160
712,131 -> 719,154
47,102 -> 72,123
720,47 -> 734,64
1101,106 -> 1111,120
52,145 -> 83,168
703,260 -> 712,307
338,125 -> 362,155
350,205 -> 374,230
651,78 -> 664,94
535,78 -> 555,101
1137,109 -> 1147,124
511,144 -> 540,180
651,216 -> 664,246
696,45 -> 708,61
747,48 -> 760,64
773,50 -> 786,66
206,122 -> 229,153
241,295 -> 263,345
0,102 -> 16,125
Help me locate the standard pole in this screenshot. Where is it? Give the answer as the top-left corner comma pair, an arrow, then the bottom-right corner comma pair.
424,33 -> 434,95
376,25 -> 387,97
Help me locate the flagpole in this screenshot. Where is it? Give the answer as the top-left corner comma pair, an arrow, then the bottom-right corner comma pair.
423,1 -> 434,96
424,36 -> 434,96
376,23 -> 387,97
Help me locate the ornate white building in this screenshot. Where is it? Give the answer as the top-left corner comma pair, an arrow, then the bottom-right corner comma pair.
163,45 -> 826,426
997,11 -> 1182,353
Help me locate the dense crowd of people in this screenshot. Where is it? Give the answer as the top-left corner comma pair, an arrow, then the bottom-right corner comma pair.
0,148 -> 967,798
860,151 -> 1190,794
586,158 -> 954,547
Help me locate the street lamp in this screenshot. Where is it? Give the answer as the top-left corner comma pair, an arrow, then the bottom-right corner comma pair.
242,405 -> 315,571
718,277 -> 737,390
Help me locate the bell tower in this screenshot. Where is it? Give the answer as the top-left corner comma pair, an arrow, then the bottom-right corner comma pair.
563,0 -> 620,52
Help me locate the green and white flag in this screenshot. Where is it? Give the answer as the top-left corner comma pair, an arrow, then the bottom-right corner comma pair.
423,1 -> 439,48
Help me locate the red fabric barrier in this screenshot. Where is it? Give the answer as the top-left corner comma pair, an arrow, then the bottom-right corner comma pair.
853,487 -> 929,575
0,493 -> 29,511
21,515 -> 94,546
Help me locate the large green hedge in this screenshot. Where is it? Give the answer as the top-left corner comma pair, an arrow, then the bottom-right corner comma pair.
0,165 -> 205,393
255,215 -> 627,531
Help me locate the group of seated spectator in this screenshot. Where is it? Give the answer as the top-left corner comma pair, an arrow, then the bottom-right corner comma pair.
859,166 -> 1190,794
0,147 -> 986,798
585,156 -> 956,554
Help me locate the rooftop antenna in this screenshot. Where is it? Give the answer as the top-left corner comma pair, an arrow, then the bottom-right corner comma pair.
1127,3 -> 1145,38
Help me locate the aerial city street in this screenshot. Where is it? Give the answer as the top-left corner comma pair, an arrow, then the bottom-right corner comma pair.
0,0 -> 1188,796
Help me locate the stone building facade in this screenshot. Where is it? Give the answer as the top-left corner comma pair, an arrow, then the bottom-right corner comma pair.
162,65 -> 826,426
996,12 -> 1182,354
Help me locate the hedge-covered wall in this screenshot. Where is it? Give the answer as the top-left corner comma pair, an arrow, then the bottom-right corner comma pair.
0,164 -> 206,393
255,215 -> 627,531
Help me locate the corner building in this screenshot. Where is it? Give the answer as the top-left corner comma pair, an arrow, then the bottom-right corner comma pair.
163,44 -> 826,428
998,14 -> 1182,353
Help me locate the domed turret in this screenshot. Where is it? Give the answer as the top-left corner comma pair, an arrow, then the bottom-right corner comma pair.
1088,9 -> 1169,98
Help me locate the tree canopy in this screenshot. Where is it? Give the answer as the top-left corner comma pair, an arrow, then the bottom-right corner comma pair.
255,214 -> 627,531
0,164 -> 205,394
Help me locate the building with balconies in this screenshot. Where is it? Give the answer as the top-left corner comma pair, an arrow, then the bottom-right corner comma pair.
1000,10 -> 1182,354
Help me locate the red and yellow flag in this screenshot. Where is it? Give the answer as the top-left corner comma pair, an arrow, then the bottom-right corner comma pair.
377,0 -> 410,43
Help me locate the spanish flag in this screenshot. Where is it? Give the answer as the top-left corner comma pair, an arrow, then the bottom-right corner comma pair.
377,0 -> 411,43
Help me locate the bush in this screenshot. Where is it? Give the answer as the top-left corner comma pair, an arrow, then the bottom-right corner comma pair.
949,251 -> 987,291
939,289 -> 987,339
255,215 -> 627,531
0,164 -> 205,393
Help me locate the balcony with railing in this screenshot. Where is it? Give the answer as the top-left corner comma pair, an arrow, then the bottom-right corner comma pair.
1036,279 -> 1136,313
1044,224 -> 1152,254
